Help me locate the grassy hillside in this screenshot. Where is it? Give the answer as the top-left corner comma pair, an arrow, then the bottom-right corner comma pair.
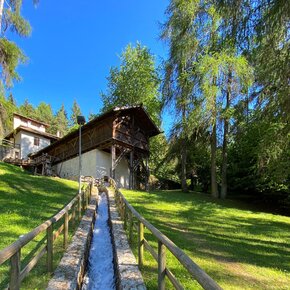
122,189 -> 290,290
0,162 -> 79,288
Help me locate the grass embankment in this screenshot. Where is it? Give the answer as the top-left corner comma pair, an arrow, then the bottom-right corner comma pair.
122,189 -> 290,290
0,162 -> 79,289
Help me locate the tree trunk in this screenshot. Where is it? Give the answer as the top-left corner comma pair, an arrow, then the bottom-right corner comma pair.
181,105 -> 188,192
181,137 -> 187,192
221,119 -> 228,199
0,0 -> 4,34
221,72 -> 232,199
211,123 -> 218,198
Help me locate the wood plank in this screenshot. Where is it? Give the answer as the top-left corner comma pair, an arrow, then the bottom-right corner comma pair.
165,268 -> 184,290
9,250 -> 21,290
158,241 -> 166,290
64,212 -> 69,249
20,245 -> 46,282
53,224 -> 64,241
46,225 -> 53,273
0,182 -> 90,268
144,239 -> 157,261
143,240 -> 183,290
138,222 -> 144,267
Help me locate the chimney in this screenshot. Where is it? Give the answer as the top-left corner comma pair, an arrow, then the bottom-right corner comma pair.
56,130 -> 61,138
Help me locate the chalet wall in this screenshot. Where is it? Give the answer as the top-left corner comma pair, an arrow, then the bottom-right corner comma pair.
13,115 -> 46,132
55,149 -> 130,188
19,131 -> 50,159
14,134 -> 21,154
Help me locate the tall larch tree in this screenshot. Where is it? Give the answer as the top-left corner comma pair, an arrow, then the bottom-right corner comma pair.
0,0 -> 38,87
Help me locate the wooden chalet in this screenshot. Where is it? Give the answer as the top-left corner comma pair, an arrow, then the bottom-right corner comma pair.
30,105 -> 160,189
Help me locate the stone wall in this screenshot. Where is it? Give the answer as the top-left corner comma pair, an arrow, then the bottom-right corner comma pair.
46,188 -> 98,290
106,188 -> 146,290
54,149 -> 130,188
46,187 -> 146,290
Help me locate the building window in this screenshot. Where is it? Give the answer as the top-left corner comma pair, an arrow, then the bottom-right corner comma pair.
34,137 -> 40,146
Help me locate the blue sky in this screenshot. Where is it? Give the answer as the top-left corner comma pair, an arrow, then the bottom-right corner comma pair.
8,0 -> 171,131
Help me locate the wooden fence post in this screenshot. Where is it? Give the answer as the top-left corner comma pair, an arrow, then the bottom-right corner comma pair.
78,195 -> 82,220
119,198 -> 123,218
82,191 -> 86,212
64,211 -> 69,249
72,204 -> 76,225
158,241 -> 166,290
86,188 -> 88,208
129,211 -> 133,244
124,205 -> 127,230
10,249 -> 21,290
47,224 -> 53,273
138,222 -> 144,267
90,181 -> 93,198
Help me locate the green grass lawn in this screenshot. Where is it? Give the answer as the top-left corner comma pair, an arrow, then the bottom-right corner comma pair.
121,189 -> 290,290
0,162 -> 79,289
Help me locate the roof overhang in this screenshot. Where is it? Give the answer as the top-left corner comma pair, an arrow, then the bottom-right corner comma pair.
4,126 -> 59,141
13,113 -> 50,128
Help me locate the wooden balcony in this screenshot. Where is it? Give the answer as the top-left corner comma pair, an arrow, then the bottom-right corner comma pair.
0,140 -> 20,161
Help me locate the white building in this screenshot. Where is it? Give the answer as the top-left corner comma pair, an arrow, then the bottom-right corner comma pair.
4,113 -> 59,159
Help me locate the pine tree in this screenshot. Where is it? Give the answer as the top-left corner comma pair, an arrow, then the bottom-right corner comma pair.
69,100 -> 82,128
54,104 -> 68,137
0,0 -> 37,87
19,99 -> 36,119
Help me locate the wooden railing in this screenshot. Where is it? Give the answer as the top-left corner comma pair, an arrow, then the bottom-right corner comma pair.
0,139 -> 20,149
0,178 -> 94,290
110,179 -> 222,290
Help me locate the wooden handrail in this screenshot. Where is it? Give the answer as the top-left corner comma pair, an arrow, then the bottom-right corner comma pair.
0,177 -> 94,289
114,187 -> 222,290
0,191 -> 81,264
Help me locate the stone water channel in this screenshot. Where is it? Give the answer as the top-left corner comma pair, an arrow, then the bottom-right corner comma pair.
82,192 -> 116,290
47,188 -> 145,290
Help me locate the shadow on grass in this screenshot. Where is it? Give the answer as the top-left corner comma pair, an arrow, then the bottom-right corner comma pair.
124,189 -> 290,280
0,162 -> 79,288
0,166 -> 78,226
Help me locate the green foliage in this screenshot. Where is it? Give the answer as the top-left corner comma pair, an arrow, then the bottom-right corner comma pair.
198,50 -> 253,124
101,42 -> 162,126
0,0 -> 35,87
149,134 -> 178,182
0,93 -> 18,138
229,110 -> 290,194
69,99 -> 82,127
0,97 -> 71,140
5,9 -> 31,36
19,99 -> 36,118
160,0 -> 289,198
0,39 -> 27,87
53,104 -> 69,137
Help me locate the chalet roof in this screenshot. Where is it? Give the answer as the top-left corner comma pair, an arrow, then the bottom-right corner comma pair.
13,113 -> 50,128
30,105 -> 161,158
111,105 -> 161,137
5,126 -> 59,141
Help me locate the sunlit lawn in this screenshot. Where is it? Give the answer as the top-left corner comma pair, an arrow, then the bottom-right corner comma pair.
0,162 -> 79,289
121,189 -> 290,290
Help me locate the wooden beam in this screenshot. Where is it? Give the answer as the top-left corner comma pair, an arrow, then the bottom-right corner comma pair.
130,150 -> 134,189
111,144 -> 116,179
145,155 -> 149,192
